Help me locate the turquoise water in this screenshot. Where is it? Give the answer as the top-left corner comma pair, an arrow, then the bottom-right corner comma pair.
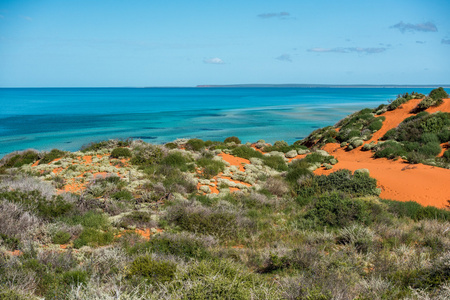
0,87 -> 433,157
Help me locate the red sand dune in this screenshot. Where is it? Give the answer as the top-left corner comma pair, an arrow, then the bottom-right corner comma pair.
315,98 -> 450,208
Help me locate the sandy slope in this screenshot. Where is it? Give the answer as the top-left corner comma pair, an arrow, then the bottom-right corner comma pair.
314,98 -> 450,208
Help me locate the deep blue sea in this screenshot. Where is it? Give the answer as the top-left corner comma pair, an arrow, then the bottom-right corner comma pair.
0,87 -> 433,157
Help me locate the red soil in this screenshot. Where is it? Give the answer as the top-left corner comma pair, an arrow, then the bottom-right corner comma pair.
116,228 -> 163,240
316,98 -> 450,208
218,153 -> 250,172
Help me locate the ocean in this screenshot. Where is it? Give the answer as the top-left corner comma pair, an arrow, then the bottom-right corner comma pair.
0,87 -> 433,157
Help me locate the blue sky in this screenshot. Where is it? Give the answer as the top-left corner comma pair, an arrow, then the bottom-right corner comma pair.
0,0 -> 449,87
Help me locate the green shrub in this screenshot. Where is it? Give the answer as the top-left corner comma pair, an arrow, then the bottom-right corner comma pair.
429,87 -> 449,101
39,149 -> 66,164
382,199 -> 450,221
0,289 -> 33,300
119,211 -> 152,228
131,143 -> 164,166
313,169 -> 379,197
128,255 -> 176,283
263,140 -> 294,153
374,141 -> 406,159
420,133 -> 440,144
418,142 -> 441,157
286,160 -> 313,185
61,269 -> 89,287
224,136 -> 241,144
111,190 -> 133,201
231,146 -> 264,159
68,211 -> 110,230
0,190 -> 74,221
129,234 -> 211,260
415,96 -> 443,112
52,231 -> 71,244
110,147 -> 132,158
367,119 -> 383,131
387,97 -> 408,111
298,126 -> 337,148
305,193 -> 375,228
164,142 -> 178,149
73,228 -> 114,248
186,138 -> 206,151
196,157 -> 225,178
443,149 -> 450,162
161,152 -> 191,170
0,150 -> 39,169
437,129 -> 450,143
420,112 -> 450,133
167,202 -> 254,239
262,155 -> 288,171
0,233 -> 20,250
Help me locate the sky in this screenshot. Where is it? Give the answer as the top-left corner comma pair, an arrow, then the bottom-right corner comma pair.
0,0 -> 449,87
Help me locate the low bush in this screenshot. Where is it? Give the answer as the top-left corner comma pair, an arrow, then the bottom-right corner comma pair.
443,149 -> 450,162
418,142 -> 442,157
367,119 -> 383,131
298,126 -> 338,148
415,96 -> 443,112
161,152 -> 192,171
286,160 -> 313,185
61,269 -> 89,287
429,87 -> 449,101
128,233 -> 212,260
131,143 -> 164,166
73,228 -> 114,248
313,169 -> 379,197
128,255 -> 176,283
119,210 -> 154,228
262,155 -> 288,171
166,202 -> 254,239
111,190 -> 133,201
305,193 -> 375,228
387,97 -> 408,111
382,199 -> 450,221
52,230 -> 71,244
0,233 -> 20,250
110,147 -> 132,158
196,156 -> 225,178
0,150 -> 39,169
67,211 -> 110,230
224,136 -> 241,144
231,146 -> 264,159
0,190 -> 74,221
186,139 -> 206,151
39,149 -> 66,165
80,139 -> 131,152
373,141 -> 406,159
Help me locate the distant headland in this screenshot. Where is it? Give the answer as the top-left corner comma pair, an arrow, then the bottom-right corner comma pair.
197,84 -> 450,88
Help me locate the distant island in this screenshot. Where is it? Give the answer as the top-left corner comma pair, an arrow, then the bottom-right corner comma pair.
197,84 -> 450,88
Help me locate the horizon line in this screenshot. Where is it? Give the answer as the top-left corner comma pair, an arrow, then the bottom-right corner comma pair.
1,84 -> 450,89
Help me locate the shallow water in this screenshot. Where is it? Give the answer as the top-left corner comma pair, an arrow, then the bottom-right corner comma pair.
0,87 -> 432,157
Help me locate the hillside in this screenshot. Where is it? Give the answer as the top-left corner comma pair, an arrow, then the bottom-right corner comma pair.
0,88 -> 449,299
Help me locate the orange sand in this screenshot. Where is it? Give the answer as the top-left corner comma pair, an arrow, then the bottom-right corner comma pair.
116,228 -> 163,240
196,153 -> 253,194
316,98 -> 450,208
218,153 -> 250,172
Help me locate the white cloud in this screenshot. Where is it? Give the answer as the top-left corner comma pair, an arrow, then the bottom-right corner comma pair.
203,57 -> 225,64
20,15 -> 32,21
308,47 -> 386,54
390,21 -> 437,33
276,54 -> 292,62
258,12 -> 290,19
